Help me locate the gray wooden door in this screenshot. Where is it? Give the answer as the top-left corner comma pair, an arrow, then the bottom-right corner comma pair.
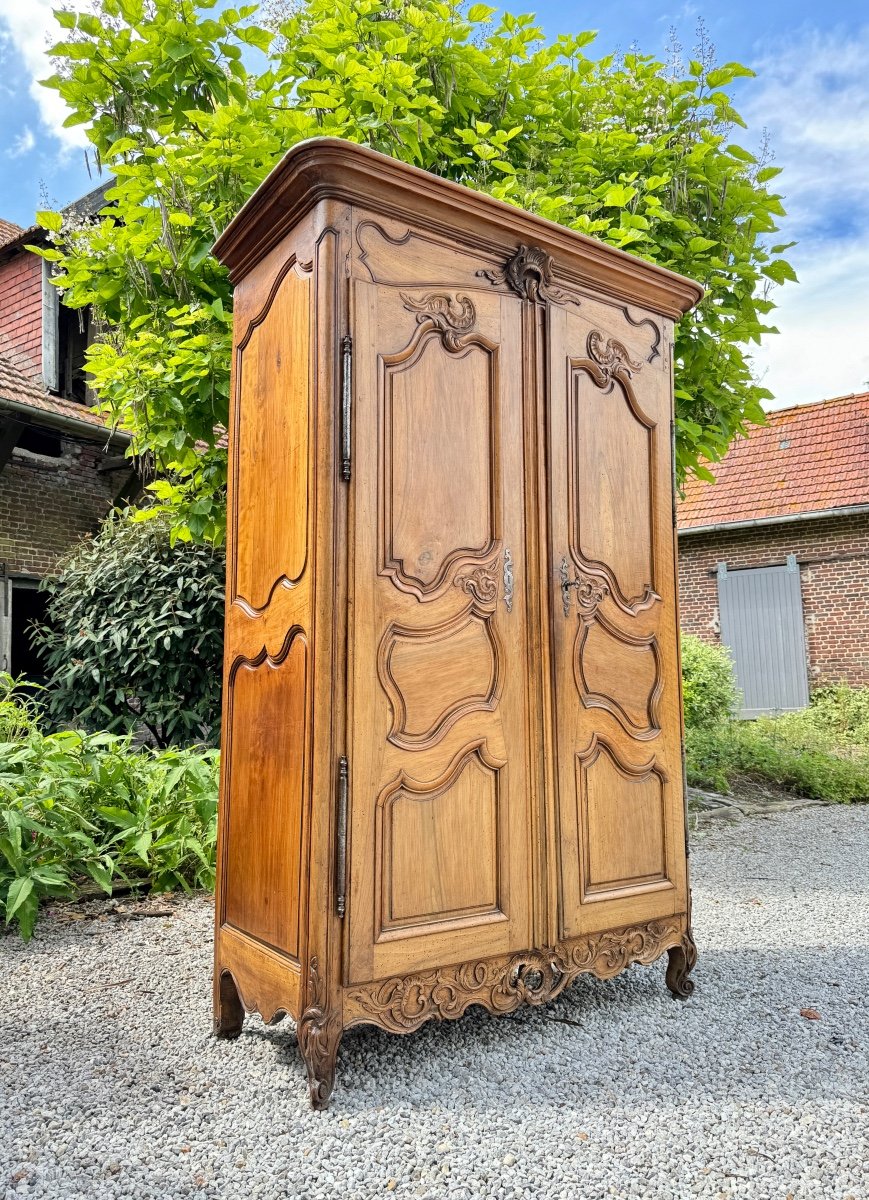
717,556 -> 810,718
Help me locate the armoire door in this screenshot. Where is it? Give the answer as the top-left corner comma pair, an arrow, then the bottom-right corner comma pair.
546,303 -> 687,940
346,278 -> 534,985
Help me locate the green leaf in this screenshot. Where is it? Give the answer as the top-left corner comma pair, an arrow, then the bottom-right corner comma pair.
762,259 -> 798,285
36,210 -> 62,233
5,875 -> 34,921
96,805 -> 138,828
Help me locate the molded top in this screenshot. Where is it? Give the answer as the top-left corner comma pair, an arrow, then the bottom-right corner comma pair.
213,137 -> 703,319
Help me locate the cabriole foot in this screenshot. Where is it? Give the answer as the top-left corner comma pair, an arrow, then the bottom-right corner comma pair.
214,969 -> 245,1038
666,932 -> 697,1000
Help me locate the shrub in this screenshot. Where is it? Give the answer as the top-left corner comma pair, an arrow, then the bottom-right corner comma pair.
685,687 -> 869,804
0,675 -> 219,940
35,508 -> 224,748
681,634 -> 739,729
780,684 -> 869,750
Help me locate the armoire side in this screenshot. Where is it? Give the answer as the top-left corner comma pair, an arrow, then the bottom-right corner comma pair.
212,138 -> 704,1110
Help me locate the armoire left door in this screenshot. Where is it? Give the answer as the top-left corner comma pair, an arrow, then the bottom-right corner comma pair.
345,277 -> 535,985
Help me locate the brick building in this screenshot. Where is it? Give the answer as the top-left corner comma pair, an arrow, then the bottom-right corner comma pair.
678,394 -> 869,715
0,195 -> 133,678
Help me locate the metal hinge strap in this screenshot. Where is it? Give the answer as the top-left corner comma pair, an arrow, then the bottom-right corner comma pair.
341,334 -> 352,482
336,756 -> 348,918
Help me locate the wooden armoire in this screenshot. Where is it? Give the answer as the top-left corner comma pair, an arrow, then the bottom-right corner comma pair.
212,138 -> 703,1109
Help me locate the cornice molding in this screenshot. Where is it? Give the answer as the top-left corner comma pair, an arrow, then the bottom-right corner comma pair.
213,138 -> 703,320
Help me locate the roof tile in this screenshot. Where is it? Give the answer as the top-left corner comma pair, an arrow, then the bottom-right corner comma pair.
678,393 -> 869,530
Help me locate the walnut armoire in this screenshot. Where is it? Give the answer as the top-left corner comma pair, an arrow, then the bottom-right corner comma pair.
212,138 -> 703,1109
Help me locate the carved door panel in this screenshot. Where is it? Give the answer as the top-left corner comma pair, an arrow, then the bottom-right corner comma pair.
546,303 -> 687,940
346,278 -> 533,985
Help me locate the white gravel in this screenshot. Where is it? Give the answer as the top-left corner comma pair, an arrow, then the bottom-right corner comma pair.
2,805 -> 868,1200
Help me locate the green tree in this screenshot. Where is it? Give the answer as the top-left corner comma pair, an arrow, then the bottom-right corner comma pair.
36,0 -> 794,543
35,509 -> 225,746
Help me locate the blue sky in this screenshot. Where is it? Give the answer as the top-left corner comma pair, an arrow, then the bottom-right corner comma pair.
1,0 -> 868,408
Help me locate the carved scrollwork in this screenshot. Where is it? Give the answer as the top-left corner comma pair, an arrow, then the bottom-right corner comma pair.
554,919 -> 682,979
574,572 -> 609,618
455,558 -> 500,605
400,291 -> 477,349
587,329 -> 643,385
345,950 -> 566,1035
476,244 -> 570,304
297,957 -> 342,1111
344,916 -> 688,1034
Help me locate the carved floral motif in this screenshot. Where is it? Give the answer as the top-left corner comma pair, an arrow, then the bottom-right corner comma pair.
400,291 -> 477,349
297,957 -> 342,1111
477,244 -> 569,304
455,559 -> 500,605
344,917 -> 689,1034
587,329 -> 643,385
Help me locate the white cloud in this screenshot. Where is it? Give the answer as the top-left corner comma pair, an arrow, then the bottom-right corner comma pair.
7,125 -> 35,157
751,238 -> 869,409
742,26 -> 869,407
0,0 -> 90,154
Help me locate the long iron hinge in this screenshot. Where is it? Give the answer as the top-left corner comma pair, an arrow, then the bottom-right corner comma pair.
336,755 -> 348,918
340,334 -> 352,482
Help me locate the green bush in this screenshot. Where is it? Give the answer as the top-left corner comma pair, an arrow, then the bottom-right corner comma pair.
0,675 -> 218,940
35,508 -> 224,748
685,684 -> 869,804
775,684 -> 869,750
681,634 -> 739,729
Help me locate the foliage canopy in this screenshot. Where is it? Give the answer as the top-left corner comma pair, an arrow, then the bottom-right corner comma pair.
37,0 -> 795,542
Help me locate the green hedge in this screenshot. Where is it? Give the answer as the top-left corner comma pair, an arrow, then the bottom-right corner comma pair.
0,676 -> 218,940
686,684 -> 869,804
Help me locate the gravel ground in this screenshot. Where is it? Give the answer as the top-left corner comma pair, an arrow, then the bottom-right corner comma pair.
2,805 -> 868,1200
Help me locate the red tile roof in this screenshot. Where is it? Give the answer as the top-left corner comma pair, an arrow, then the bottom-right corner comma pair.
0,219 -> 25,250
0,334 -> 117,438
678,392 -> 869,531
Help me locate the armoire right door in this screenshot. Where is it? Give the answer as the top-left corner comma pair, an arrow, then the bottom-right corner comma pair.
546,301 -> 688,941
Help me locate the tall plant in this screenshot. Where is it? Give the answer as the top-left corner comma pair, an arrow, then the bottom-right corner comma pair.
36,0 -> 794,543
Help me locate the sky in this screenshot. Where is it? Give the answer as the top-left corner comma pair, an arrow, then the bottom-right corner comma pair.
0,0 -> 868,410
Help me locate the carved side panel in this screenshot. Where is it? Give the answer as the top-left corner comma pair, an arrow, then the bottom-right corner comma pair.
232,262 -> 310,611
577,738 -> 668,901
376,743 -> 505,937
224,632 -> 308,959
378,604 -> 502,750
575,614 -> 662,740
568,349 -> 657,611
380,325 -> 499,598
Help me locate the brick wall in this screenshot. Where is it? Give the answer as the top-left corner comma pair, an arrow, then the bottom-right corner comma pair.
678,512 -> 869,687
0,436 -> 120,577
0,250 -> 43,378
